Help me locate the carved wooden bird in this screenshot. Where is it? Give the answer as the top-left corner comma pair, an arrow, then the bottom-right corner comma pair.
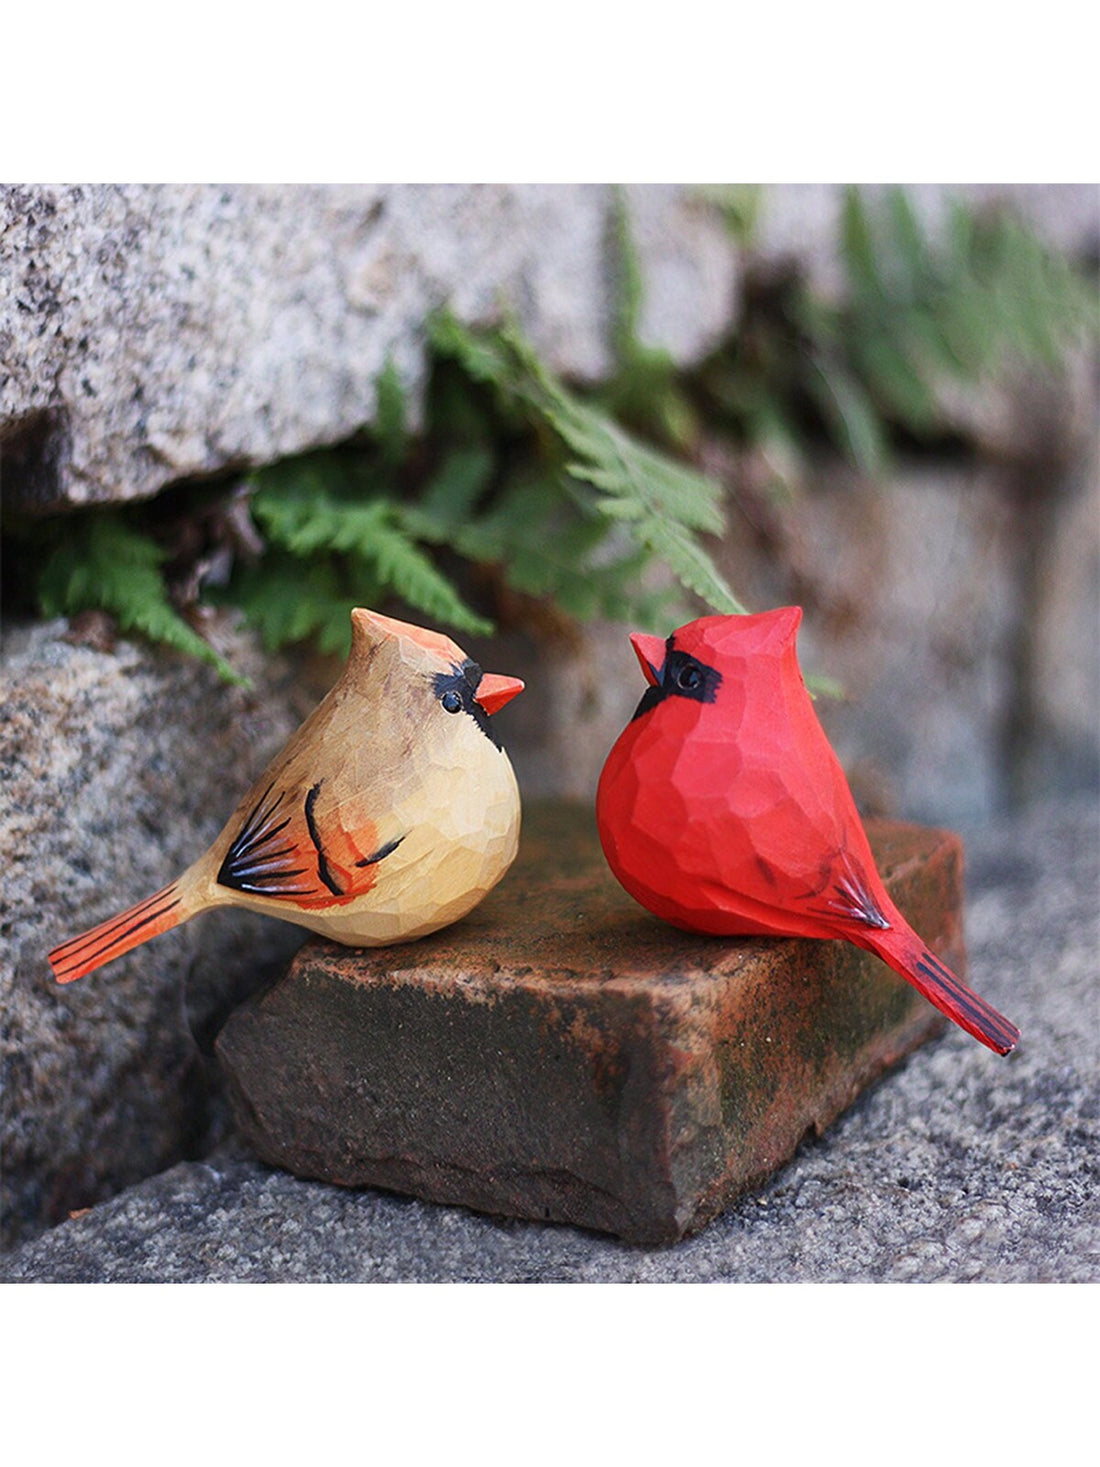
596,607 -> 1019,1055
50,609 -> 524,983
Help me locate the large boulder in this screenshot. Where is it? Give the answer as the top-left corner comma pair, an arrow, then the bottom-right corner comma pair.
0,618 -> 305,1246
0,183 -> 739,511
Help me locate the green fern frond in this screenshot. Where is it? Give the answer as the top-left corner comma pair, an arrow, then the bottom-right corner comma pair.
695,184 -> 764,244
451,470 -> 672,624
837,186 -> 1100,448
374,357 -> 408,469
246,452 -> 492,639
427,312 -> 515,393
430,313 -> 745,616
402,446 -> 496,543
376,513 -> 493,634
38,516 -> 244,683
229,551 -> 361,657
506,331 -> 745,613
603,187 -> 698,452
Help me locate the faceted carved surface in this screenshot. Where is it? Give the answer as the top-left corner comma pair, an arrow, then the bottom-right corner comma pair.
597,609 -> 1018,1055
48,610 -> 523,983
217,803 -> 963,1245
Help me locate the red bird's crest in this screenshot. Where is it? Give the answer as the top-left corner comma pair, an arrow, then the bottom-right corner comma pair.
596,607 -> 1019,1056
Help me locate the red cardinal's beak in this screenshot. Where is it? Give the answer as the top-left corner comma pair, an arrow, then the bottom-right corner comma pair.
475,673 -> 525,715
629,633 -> 666,687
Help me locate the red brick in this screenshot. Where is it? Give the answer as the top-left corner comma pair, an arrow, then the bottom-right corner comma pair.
217,803 -> 961,1243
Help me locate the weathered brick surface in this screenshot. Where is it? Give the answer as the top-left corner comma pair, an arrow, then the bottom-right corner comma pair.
217,803 -> 962,1242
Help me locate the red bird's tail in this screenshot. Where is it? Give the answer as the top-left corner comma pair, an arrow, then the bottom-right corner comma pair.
49,883 -> 190,984
867,929 -> 1019,1056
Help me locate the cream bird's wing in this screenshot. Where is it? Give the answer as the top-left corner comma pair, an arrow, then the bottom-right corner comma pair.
215,775 -> 404,912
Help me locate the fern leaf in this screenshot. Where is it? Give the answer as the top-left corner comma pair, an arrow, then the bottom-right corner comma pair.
431,312 -> 742,617
378,512 -> 494,635
631,516 -> 747,615
229,552 -> 359,656
403,445 -> 496,543
841,187 -> 883,301
374,358 -> 408,470
804,356 -> 888,474
248,460 -> 491,638
427,312 -> 515,392
38,516 -> 243,683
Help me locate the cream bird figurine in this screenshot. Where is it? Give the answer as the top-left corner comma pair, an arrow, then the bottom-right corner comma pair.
49,609 -> 524,983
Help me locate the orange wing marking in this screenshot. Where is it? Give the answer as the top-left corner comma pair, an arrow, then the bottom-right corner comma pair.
217,782 -> 404,909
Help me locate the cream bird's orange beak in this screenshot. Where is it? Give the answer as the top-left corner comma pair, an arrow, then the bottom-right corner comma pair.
629,633 -> 666,687
475,673 -> 525,715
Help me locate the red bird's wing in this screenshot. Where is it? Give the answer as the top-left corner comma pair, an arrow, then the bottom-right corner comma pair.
216,779 -> 403,910
599,655 -> 899,942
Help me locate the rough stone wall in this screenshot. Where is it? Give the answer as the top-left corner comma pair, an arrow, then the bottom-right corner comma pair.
0,183 -> 738,510
4,183 -> 1094,512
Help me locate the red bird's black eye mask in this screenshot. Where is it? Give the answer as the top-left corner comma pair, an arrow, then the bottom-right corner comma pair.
632,641 -> 723,721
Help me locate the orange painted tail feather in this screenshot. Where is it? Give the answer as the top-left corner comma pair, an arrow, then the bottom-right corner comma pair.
49,883 -> 190,984
868,928 -> 1019,1056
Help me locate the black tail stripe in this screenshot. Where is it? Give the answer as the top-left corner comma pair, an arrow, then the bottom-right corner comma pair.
914,958 -> 987,1022
53,898 -> 182,975
53,886 -> 178,960
920,951 -> 955,986
915,957 -> 1013,1036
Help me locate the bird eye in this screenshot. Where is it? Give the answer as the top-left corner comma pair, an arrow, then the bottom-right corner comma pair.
441,689 -> 463,713
676,664 -> 702,691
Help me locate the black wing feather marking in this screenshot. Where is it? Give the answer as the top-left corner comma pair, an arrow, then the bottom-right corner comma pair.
217,783 -> 319,898
304,781 -> 343,896
356,834 -> 406,868
807,851 -> 890,930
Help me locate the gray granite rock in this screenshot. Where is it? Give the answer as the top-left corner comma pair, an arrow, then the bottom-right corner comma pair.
3,798 -> 1094,1282
0,183 -> 739,511
0,619 -> 306,1247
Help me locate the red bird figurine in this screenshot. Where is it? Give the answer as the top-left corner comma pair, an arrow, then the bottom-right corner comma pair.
49,609 -> 524,984
596,607 -> 1019,1055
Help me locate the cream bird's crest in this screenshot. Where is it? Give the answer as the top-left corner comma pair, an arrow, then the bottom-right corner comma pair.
348,608 -> 523,743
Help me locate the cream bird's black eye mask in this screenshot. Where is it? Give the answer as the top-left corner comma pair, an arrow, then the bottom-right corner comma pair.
432,660 -> 501,748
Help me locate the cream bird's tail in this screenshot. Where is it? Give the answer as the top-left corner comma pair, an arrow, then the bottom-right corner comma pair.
49,881 -> 194,984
